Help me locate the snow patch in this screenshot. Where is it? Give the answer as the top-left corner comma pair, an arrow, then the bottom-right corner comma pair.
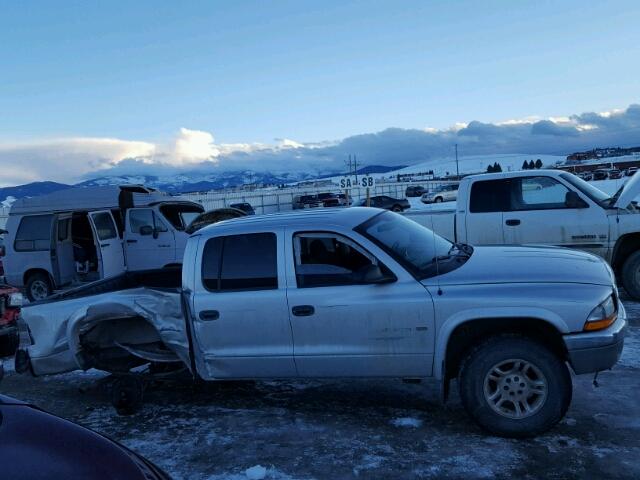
391,417 -> 423,428
245,465 -> 267,480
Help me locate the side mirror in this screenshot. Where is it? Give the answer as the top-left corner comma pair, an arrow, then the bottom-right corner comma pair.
359,264 -> 396,285
565,191 -> 588,209
139,225 -> 154,236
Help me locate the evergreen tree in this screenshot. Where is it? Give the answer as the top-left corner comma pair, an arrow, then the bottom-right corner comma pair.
528,160 -> 535,169
493,162 -> 502,172
535,159 -> 543,169
522,160 -> 529,170
487,164 -> 494,173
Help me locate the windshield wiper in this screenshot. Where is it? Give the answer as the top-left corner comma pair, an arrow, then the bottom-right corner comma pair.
430,243 -> 473,263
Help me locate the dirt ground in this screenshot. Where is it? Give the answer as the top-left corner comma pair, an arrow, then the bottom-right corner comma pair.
1,299 -> 639,480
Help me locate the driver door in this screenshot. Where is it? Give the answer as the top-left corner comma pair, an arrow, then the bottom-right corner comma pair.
124,208 -> 176,270
284,229 -> 435,377
88,210 -> 125,278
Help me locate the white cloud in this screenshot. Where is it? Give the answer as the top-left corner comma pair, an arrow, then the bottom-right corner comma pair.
172,128 -> 220,165
1,103 -> 639,187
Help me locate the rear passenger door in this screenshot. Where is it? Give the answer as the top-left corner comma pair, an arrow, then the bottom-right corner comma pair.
191,230 -> 296,379
284,230 -> 435,377
462,179 -> 507,244
88,210 -> 125,279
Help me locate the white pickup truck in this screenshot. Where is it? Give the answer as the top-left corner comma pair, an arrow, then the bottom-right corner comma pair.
406,170 -> 640,299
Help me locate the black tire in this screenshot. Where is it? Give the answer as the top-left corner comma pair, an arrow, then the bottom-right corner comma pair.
391,205 -> 403,212
621,250 -> 640,300
434,197 -> 443,203
459,335 -> 572,438
25,272 -> 52,302
111,376 -> 145,415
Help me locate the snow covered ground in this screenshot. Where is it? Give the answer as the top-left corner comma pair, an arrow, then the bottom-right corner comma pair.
1,297 -> 639,480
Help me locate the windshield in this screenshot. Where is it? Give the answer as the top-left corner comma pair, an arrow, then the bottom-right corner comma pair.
356,211 -> 469,279
559,172 -> 611,206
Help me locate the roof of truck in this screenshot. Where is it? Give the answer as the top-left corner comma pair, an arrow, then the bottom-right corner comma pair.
197,207 -> 382,235
465,169 -> 566,182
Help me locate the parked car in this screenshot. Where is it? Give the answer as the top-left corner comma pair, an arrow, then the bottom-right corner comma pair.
0,284 -> 22,358
3,185 -> 205,301
228,202 -> 256,215
355,195 -> 410,212
592,169 -> 609,180
578,171 -> 593,181
405,185 -> 426,197
317,193 -> 341,207
0,394 -> 170,479
336,193 -> 352,206
16,208 -> 626,437
609,169 -> 623,179
405,169 -> 640,299
292,195 -> 321,209
421,184 -> 459,204
625,167 -> 638,177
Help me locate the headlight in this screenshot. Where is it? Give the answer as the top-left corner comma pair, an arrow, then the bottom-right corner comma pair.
7,292 -> 23,307
584,294 -> 617,331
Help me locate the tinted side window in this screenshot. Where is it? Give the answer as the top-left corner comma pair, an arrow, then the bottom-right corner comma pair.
15,215 -> 53,251
294,233 -> 376,288
92,213 -> 117,240
202,237 -> 223,291
202,233 -> 278,292
129,209 -> 154,234
469,180 -> 511,213
57,218 -> 71,241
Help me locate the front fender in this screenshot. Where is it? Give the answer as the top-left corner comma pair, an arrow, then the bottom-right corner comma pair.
433,307 -> 569,380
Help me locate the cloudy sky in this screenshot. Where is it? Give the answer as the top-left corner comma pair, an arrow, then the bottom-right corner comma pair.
1,1 -> 639,186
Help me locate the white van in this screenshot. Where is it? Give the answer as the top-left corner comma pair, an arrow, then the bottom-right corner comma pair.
3,185 -> 204,300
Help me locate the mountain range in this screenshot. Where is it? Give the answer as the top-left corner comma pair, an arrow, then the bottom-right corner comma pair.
0,164 -> 402,202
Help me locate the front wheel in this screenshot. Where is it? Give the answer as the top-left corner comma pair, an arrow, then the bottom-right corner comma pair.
621,250 -> 640,300
25,273 -> 52,302
459,335 -> 572,438
434,197 -> 443,203
391,205 -> 403,212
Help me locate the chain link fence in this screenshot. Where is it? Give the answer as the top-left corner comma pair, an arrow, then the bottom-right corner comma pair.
181,179 -> 456,215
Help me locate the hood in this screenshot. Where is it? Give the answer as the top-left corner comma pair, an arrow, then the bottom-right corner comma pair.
613,172 -> 640,208
185,207 -> 247,234
430,245 -> 613,287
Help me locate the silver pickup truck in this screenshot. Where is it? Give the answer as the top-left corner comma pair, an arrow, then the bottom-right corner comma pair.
14,208 -> 626,437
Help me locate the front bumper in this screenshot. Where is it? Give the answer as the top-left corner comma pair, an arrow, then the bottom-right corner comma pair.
563,305 -> 627,375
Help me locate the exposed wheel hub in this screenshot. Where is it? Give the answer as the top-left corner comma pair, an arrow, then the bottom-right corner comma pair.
483,359 -> 548,419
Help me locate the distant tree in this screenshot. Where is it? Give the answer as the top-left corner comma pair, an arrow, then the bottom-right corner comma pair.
535,159 -> 543,169
493,162 -> 502,172
522,160 -> 530,170
528,160 -> 535,169
487,164 -> 494,173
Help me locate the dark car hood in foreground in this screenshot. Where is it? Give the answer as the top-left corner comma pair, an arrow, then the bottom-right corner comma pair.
0,395 -> 170,479
431,245 -> 613,287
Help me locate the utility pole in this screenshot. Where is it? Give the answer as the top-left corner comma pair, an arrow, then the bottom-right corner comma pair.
353,154 -> 358,182
455,144 -> 459,178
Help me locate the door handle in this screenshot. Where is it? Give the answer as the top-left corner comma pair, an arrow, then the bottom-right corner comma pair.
100,243 -> 110,247
126,239 -> 137,244
199,310 -> 220,321
505,219 -> 521,226
292,305 -> 315,317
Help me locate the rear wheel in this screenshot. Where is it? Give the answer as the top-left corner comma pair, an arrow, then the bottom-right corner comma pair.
459,335 -> 571,438
621,250 -> 640,300
25,273 -> 52,302
391,205 -> 403,212
434,197 -> 443,203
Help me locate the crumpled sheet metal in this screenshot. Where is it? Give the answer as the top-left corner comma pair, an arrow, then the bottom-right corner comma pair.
23,288 -> 189,376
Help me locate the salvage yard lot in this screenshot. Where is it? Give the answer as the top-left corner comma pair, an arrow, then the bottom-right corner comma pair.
1,298 -> 639,480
